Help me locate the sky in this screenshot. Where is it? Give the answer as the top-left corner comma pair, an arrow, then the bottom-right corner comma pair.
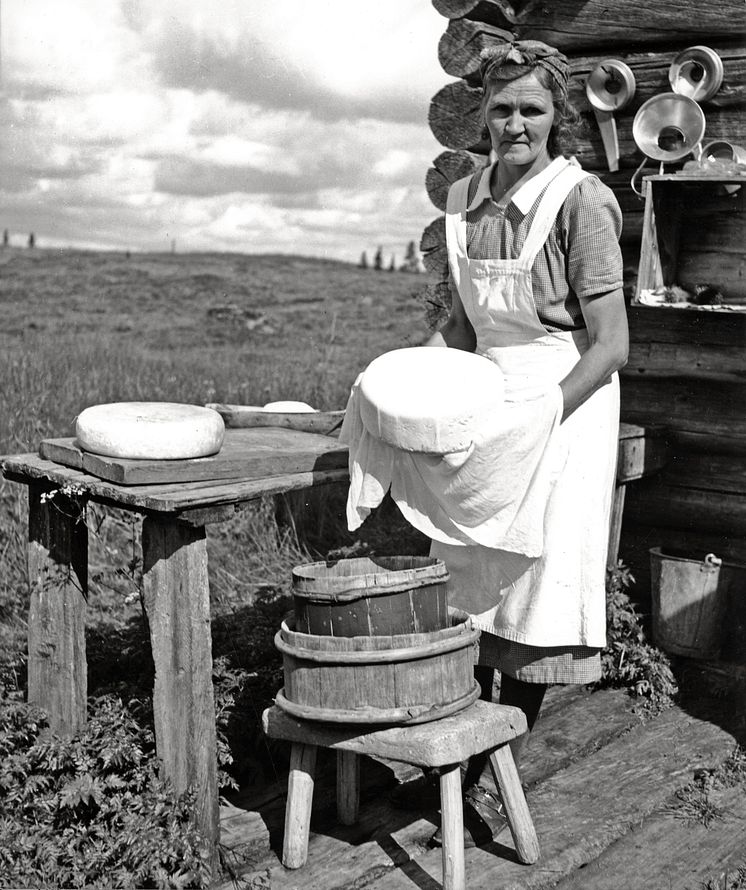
0,0 -> 452,263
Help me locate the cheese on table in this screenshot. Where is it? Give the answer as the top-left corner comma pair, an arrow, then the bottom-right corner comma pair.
358,347 -> 505,453
75,402 -> 225,460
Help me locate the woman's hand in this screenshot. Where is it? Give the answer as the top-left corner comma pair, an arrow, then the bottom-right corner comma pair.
559,288 -> 628,421
424,282 -> 477,352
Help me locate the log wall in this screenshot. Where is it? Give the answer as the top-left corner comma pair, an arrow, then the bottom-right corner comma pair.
422,1 -> 746,286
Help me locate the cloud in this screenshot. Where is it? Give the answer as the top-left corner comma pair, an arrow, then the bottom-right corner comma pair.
151,24 -> 429,124
0,0 -> 449,261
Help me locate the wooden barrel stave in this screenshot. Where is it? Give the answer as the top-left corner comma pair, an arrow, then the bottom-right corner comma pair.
292,556 -> 450,637
276,619 -> 480,724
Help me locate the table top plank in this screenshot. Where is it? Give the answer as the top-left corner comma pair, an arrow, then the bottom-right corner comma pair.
2,454 -> 349,516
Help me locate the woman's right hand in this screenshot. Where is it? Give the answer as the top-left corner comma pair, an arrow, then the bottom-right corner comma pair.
425,282 -> 476,351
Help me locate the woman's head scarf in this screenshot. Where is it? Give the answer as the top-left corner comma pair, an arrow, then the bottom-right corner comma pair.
480,40 -> 570,100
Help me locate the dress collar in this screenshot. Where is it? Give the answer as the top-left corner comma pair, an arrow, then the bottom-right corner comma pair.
466,156 -> 570,215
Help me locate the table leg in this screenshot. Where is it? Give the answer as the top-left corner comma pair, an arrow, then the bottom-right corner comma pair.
607,482 -> 627,568
488,743 -> 540,864
284,742 -> 317,869
27,481 -> 88,736
439,763 -> 465,890
336,749 -> 360,825
141,516 -> 219,874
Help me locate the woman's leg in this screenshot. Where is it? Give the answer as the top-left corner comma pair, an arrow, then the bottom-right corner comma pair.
498,674 -> 547,772
463,670 -> 546,787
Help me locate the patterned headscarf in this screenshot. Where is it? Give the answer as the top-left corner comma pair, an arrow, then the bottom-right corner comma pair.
479,40 -> 570,100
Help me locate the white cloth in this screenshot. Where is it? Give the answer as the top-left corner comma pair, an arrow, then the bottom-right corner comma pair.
340,377 -> 563,557
432,157 -> 619,648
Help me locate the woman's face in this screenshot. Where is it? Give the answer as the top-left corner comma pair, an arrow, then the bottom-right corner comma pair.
483,73 -> 555,169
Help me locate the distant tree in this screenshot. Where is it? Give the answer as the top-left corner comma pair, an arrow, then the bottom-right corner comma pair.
374,246 -> 383,271
28,232 -> 35,249
401,239 -> 423,273
359,251 -> 368,269
388,255 -> 396,271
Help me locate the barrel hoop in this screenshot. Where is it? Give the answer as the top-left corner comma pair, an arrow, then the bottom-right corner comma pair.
274,681 -> 481,725
275,622 -> 479,664
293,579 -> 448,604
292,558 -> 449,598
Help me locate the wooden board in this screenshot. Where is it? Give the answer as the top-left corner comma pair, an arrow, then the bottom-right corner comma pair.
552,784 -> 746,889
625,479 -> 746,535
38,427 -> 348,486
215,686 -> 638,890
627,304 -> 746,348
219,699 -> 736,890
354,708 -> 735,890
2,453 -> 350,518
616,423 -> 670,483
205,404 -> 345,435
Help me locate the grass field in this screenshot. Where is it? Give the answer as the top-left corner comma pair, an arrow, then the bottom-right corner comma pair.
0,247 -> 431,783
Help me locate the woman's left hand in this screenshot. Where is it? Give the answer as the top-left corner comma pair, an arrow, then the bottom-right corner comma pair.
559,288 -> 629,421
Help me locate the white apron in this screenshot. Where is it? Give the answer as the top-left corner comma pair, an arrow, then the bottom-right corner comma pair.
431,158 -> 620,648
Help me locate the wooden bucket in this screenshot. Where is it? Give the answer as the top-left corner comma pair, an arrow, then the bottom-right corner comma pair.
274,617 -> 480,725
291,556 -> 449,637
650,548 -> 731,659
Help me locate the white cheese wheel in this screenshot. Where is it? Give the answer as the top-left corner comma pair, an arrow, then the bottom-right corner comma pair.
358,347 -> 504,453
263,401 -> 316,413
75,402 -> 225,460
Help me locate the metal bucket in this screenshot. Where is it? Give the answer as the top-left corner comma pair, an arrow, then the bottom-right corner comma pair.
650,548 -> 731,660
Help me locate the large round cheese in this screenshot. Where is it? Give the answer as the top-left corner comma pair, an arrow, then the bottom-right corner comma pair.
75,402 -> 225,460
358,347 -> 504,453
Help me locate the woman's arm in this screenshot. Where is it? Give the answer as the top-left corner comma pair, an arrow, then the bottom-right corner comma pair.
559,287 -> 628,421
424,280 -> 477,352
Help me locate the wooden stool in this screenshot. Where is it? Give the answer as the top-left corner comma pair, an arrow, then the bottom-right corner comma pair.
262,699 -> 540,890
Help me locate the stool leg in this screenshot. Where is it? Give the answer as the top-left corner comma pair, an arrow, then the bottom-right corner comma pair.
439,763 -> 465,890
488,743 -> 540,865
283,743 -> 317,869
336,750 -> 360,826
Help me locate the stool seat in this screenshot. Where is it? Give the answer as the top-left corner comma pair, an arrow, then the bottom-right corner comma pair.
263,698 -> 526,766
263,699 -> 540,890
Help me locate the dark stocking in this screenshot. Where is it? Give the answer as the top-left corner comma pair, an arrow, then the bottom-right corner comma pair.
462,669 -> 547,788
498,673 -> 547,771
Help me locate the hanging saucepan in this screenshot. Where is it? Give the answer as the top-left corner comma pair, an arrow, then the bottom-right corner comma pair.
632,93 -> 706,163
585,59 -> 636,172
669,45 -> 724,103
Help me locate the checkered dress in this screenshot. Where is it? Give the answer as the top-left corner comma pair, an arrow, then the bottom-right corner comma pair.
460,168 -> 622,684
466,171 -> 623,333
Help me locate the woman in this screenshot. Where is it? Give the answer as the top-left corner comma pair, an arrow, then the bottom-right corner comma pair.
396,40 -> 628,845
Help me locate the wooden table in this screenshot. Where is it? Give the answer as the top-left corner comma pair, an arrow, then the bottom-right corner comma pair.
1,447 -> 349,874
0,422 -> 668,873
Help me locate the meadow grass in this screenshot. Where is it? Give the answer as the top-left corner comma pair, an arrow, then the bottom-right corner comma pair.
0,248 -> 430,788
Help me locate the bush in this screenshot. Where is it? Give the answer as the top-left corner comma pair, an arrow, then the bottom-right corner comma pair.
597,562 -> 678,706
0,686 -> 212,889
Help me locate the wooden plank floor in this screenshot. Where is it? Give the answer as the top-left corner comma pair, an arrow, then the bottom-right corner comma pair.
216,684 -> 744,890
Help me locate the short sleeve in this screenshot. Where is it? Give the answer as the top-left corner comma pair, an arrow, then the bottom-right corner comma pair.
560,176 -> 623,299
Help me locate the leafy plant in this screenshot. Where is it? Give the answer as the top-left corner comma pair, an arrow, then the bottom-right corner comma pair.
596,562 -> 678,707
0,684 -> 212,888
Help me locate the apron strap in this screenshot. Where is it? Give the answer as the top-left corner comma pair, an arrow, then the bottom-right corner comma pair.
445,174 -> 475,310
517,161 -> 590,269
